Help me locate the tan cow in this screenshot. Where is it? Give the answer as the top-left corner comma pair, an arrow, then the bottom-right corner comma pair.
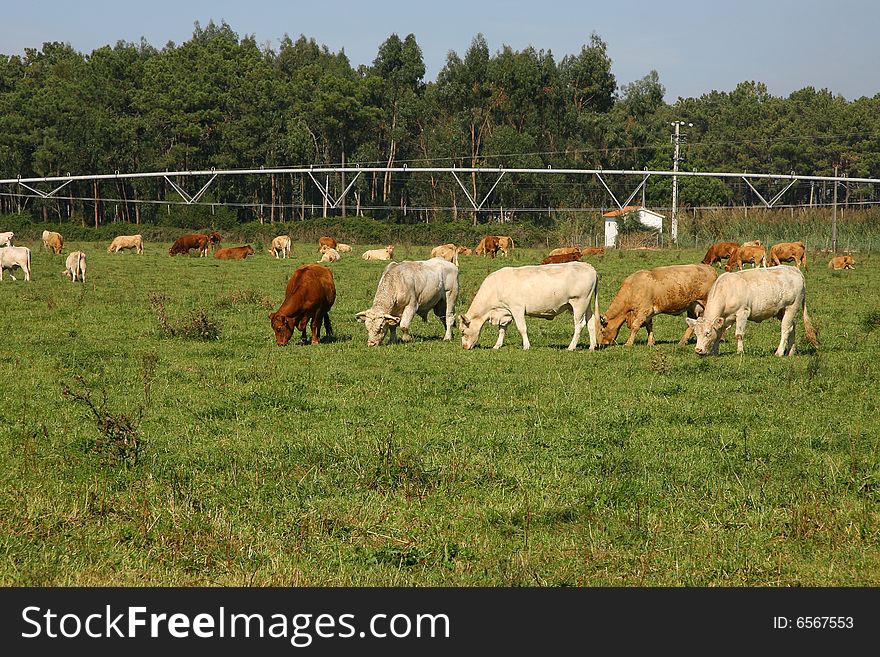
701,241 -> 740,267
271,235 -> 292,259
742,240 -> 762,247
318,248 -> 340,263
336,243 -> 352,253
64,251 -> 87,283
107,234 -> 144,254
548,246 -> 581,257
362,245 -> 394,261
456,245 -> 473,256
497,236 -> 514,257
431,243 -> 459,266
828,255 -> 855,270
42,230 -> 64,255
769,241 -> 807,270
725,244 -> 767,271
599,264 -> 717,347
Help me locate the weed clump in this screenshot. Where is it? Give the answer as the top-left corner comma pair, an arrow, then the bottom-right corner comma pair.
859,309 -> 880,333
149,293 -> 221,340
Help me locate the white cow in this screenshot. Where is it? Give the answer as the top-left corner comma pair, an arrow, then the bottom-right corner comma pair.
459,261 -> 600,351
271,235 -> 291,259
356,257 -> 460,346
64,251 -> 87,283
0,246 -> 32,281
0,231 -> 13,247
362,245 -> 394,261
318,247 -> 340,263
686,265 -> 818,356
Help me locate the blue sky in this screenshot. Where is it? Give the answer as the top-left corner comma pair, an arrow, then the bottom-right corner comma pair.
2,0 -> 877,102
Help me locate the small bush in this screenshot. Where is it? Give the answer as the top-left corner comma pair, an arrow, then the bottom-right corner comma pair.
860,310 -> 880,333
149,293 -> 221,341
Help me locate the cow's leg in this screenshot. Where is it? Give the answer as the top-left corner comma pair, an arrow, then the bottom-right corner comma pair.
645,317 -> 656,346
433,302 -> 454,340
734,311 -> 749,353
624,316 -> 644,346
567,309 -> 585,351
310,312 -> 321,345
493,322 -> 508,349
511,309 -> 530,349
389,325 -> 398,344
398,306 -> 418,342
777,307 -> 798,356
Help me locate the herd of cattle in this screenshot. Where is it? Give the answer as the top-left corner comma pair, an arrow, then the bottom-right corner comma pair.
0,228 -> 858,356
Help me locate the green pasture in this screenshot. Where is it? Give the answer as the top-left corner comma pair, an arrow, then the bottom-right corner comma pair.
1,238 -> 878,586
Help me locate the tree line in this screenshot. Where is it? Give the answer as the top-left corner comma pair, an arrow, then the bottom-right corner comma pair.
1,20 -> 878,228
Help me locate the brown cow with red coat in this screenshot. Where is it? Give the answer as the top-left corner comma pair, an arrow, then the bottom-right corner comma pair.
701,241 -> 739,267
269,264 -> 336,346
169,233 -> 210,257
214,245 -> 255,260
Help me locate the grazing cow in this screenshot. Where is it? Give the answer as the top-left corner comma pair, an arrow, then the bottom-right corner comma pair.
42,230 -> 64,255
828,254 -> 855,270
356,257 -> 460,346
269,264 -> 336,346
362,245 -> 395,261
0,246 -> 32,281
64,251 -> 87,283
769,241 -> 807,270
686,266 -> 818,357
271,235 -> 292,259
459,261 -> 599,351
318,247 -> 340,263
725,244 -> 767,271
431,243 -> 459,266
598,264 -> 717,347
336,243 -> 352,253
214,245 -> 255,260
107,234 -> 144,254
541,250 -> 582,265
318,236 -> 337,251
497,236 -> 514,257
456,245 -> 473,256
169,233 -> 210,256
0,231 -> 13,247
474,235 -> 500,258
701,241 -> 740,267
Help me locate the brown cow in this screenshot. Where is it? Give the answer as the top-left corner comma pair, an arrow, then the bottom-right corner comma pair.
769,241 -> 807,270
207,231 -> 222,251
701,241 -> 739,266
497,236 -> 514,257
42,230 -> 64,255
214,245 -> 255,260
726,244 -> 767,271
269,264 -> 336,346
541,250 -> 582,265
580,247 -> 606,256
169,233 -> 210,256
474,235 -> 500,258
318,236 -> 337,251
828,254 -> 855,270
599,264 -> 718,347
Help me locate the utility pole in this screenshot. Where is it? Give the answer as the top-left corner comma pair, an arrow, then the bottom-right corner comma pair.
670,120 -> 692,245
832,164 -> 838,253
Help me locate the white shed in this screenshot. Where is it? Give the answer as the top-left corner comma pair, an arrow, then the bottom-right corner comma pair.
603,206 -> 665,247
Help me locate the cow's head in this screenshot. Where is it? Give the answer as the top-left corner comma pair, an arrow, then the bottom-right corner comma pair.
269,311 -> 297,346
458,314 -> 482,350
687,316 -> 725,356
356,310 -> 399,346
245,245 -> 255,257
597,313 -> 620,347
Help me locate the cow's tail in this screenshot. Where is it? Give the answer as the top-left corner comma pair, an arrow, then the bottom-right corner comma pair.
26,247 -> 32,281
802,302 -> 819,348
592,275 -> 601,342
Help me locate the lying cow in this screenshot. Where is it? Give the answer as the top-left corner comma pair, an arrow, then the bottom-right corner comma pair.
214,245 -> 255,260
362,245 -> 395,261
64,251 -> 87,283
108,234 -> 144,254
0,246 -> 32,281
356,257 -> 460,346
459,261 -> 599,351
336,243 -> 352,253
42,230 -> 64,255
769,241 -> 807,270
271,235 -> 291,259
318,247 -> 340,263
701,241 -> 739,267
0,231 -> 13,247
686,266 -> 818,357
456,245 -> 473,256
725,244 -> 767,271
828,255 -> 855,270
269,264 -> 336,346
541,251 -> 581,265
599,264 -> 717,347
548,246 -> 581,257
474,235 -> 500,258
169,233 -> 210,256
431,243 -> 459,266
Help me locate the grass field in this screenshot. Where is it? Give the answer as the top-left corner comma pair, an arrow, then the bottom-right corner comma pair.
1,238 -> 878,586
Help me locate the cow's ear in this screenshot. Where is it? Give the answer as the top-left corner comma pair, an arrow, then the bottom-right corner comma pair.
355,311 -> 368,322
599,314 -> 608,327
384,314 -> 400,326
458,315 -> 470,327
685,318 -> 697,327
712,317 -> 725,330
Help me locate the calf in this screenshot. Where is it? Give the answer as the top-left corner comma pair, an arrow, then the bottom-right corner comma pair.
459,261 -> 599,351
0,246 -> 32,281
828,255 -> 855,270
599,264 -> 717,347
107,234 -> 144,254
769,241 -> 807,270
269,264 -> 336,346
701,241 -> 739,267
362,245 -> 395,261
64,251 -> 87,283
214,245 -> 255,260
271,235 -> 292,259
686,266 -> 818,356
